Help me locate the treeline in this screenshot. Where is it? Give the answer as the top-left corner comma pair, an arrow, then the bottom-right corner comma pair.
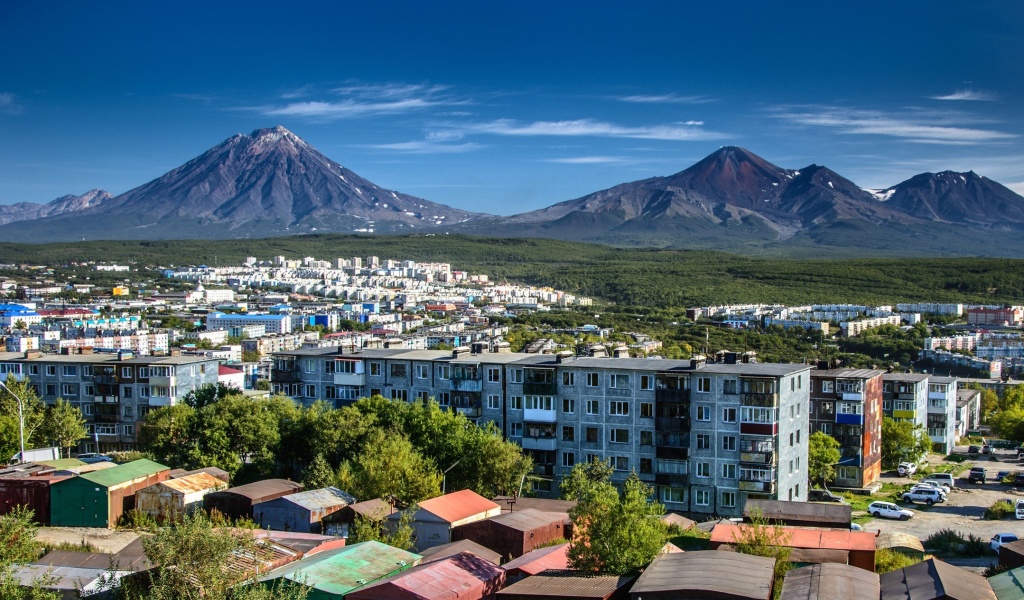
138,386 -> 532,504
3,234 -> 1024,306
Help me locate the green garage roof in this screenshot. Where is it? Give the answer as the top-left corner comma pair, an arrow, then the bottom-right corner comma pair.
80,459 -> 169,488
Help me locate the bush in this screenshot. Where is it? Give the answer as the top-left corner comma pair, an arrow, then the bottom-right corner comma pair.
985,563 -> 1011,577
924,528 -> 965,554
107,450 -> 155,463
984,500 -> 1014,520
962,533 -> 990,557
875,548 -> 921,574
117,509 -> 158,532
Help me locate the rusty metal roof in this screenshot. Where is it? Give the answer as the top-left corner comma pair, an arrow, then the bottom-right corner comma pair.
880,558 -> 996,600
875,532 -> 925,554
493,496 -> 577,514
630,551 -> 776,599
712,523 -> 875,552
347,551 -> 504,600
500,543 -> 570,575
419,539 -> 502,565
487,508 -> 567,532
416,489 -> 500,523
780,563 -> 880,600
35,549 -> 153,572
260,540 -> 421,596
661,512 -> 696,530
276,486 -> 356,511
496,572 -> 636,598
209,479 -> 303,502
154,472 -> 226,495
745,500 -> 852,525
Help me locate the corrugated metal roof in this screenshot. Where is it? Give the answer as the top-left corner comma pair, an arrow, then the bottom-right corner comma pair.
988,565 -> 1024,600
630,551 -> 775,599
745,500 -> 852,525
883,373 -> 929,382
78,459 -> 169,488
262,540 -> 421,596
213,479 -> 303,501
8,564 -> 131,591
875,532 -> 925,554
501,543 -> 570,575
780,563 -> 880,600
347,498 -> 392,519
420,539 -> 502,565
812,369 -> 885,379
488,508 -> 567,532
416,489 -> 500,524
35,458 -> 87,469
712,523 -> 875,552
879,558 -> 997,600
155,472 -> 226,495
661,513 -> 696,530
493,496 -> 577,514
496,572 -> 636,598
348,551 -> 504,600
35,549 -> 153,571
278,487 -> 356,511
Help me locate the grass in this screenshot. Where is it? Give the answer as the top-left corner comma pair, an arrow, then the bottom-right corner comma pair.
874,548 -> 924,574
40,539 -> 100,554
917,461 -> 968,477
984,500 -> 1015,520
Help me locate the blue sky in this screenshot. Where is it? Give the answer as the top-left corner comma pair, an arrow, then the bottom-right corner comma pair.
1,1 -> 1022,215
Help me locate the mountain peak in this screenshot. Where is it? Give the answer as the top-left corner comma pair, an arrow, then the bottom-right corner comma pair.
248,125 -> 303,146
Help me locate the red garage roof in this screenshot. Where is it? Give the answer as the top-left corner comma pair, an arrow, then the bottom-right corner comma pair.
347,552 -> 505,600
417,490 -> 500,524
711,523 -> 876,552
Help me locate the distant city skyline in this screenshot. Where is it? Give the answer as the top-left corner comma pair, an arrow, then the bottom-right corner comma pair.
1,1 -> 1022,215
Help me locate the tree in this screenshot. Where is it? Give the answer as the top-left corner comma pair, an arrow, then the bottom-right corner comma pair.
990,406 -> 1024,444
40,399 -> 87,459
301,454 -> 336,490
567,473 -> 667,575
560,457 -> 614,501
0,376 -> 47,462
0,506 -> 42,568
347,505 -> 416,551
731,508 -> 793,596
880,417 -> 932,467
336,429 -> 441,507
808,431 -> 841,486
242,350 -> 262,363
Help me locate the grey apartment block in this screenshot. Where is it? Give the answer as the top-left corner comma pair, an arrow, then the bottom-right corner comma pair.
882,373 -> 929,430
270,347 -> 812,518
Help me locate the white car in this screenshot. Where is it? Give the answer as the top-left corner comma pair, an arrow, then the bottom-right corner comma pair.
1017,499 -> 1024,520
910,483 -> 948,496
918,479 -> 952,493
897,462 -> 918,476
901,488 -> 945,505
868,501 -> 914,520
991,533 -> 1019,552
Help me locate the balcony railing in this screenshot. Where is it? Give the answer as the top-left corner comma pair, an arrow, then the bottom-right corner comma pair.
452,379 -> 483,392
740,451 -> 777,465
741,393 -> 778,407
739,480 -> 776,494
523,382 -> 556,395
656,417 -> 690,432
655,473 -> 688,486
655,389 -> 689,403
271,368 -> 303,383
532,464 -> 554,476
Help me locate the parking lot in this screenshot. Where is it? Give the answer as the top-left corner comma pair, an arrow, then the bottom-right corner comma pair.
859,445 -> 1024,562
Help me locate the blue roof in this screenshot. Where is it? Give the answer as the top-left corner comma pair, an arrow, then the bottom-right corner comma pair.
0,304 -> 39,316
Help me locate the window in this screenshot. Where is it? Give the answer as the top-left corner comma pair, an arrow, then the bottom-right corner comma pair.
562,426 -> 575,441
510,423 -> 523,437
437,393 -> 451,406
722,435 -> 736,451
821,380 -> 834,393
135,367 -> 145,378
325,386 -> 338,400
46,365 -> 56,376
721,491 -> 736,508
791,378 -> 796,392
640,458 -> 653,474
697,377 -> 711,393
837,466 -> 858,481
610,429 -> 629,444
723,379 -> 738,395
29,365 -> 38,375
838,401 -> 863,415
122,405 -> 134,418
820,422 -> 832,434
789,459 -> 794,474
437,365 -> 450,380
487,368 -> 500,382
697,405 -> 711,421
722,463 -> 736,479
722,407 -> 737,423
608,374 -> 630,389
695,489 -> 710,506
415,364 -> 429,379
612,456 -> 629,471
122,424 -> 135,436
796,456 -> 801,471
585,427 -> 600,443
391,389 -> 408,401
84,385 -> 94,396
120,367 -> 132,378
140,386 -> 150,399
390,363 -> 407,378
525,396 -> 553,410
416,390 -> 430,401
661,487 -> 686,503
562,398 -> 575,413
510,369 -> 523,384
640,402 -> 653,418
640,430 -> 653,446
510,396 -> 523,410
562,452 -> 575,467
586,372 -> 599,387
789,433 -> 794,447
370,388 -> 382,397
120,386 -> 132,399
487,395 -> 500,410
306,384 -> 316,398
62,366 -> 77,376
609,401 -> 629,416
83,404 -> 94,415
796,430 -> 800,444
740,407 -> 776,423
561,372 -> 575,386
61,383 -> 78,396
303,359 -> 315,373
790,405 -> 795,419
696,434 -> 710,450
369,362 -> 381,376
586,399 -> 600,415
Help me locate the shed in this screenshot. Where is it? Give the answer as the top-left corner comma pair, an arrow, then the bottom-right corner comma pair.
1001,540 -> 1024,570
452,508 -> 569,559
258,540 -> 422,599
346,551 -> 506,600
879,558 -> 997,600
136,472 -> 226,523
501,543 -> 570,581
629,551 -> 776,600
419,539 -> 503,565
49,459 -> 170,528
251,530 -> 347,558
0,474 -> 70,524
254,486 -> 355,533
661,512 -> 696,531
989,565 -> 1024,600
324,497 -> 393,537
493,496 -> 577,515
170,466 -> 231,485
202,478 -> 303,520
392,489 -> 501,550
497,572 -> 635,600
744,500 -> 852,529
876,532 -> 926,560
7,564 -> 131,599
779,563 -> 880,600
711,523 -> 876,572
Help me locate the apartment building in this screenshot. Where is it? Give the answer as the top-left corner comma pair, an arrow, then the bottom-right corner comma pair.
269,347 -> 811,518
206,312 -> 291,334
926,376 -> 957,454
809,369 -> 884,489
0,350 -> 219,453
882,373 -> 928,430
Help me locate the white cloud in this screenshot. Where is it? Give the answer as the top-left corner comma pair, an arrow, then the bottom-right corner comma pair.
545,156 -> 628,164
0,93 -> 22,115
1005,182 -> 1024,196
771,105 -> 1015,144
617,93 -> 714,104
465,118 -> 726,141
257,81 -> 464,120
265,98 -> 448,118
930,89 -> 996,101
281,85 -> 313,99
331,82 -> 449,99
367,140 -> 482,154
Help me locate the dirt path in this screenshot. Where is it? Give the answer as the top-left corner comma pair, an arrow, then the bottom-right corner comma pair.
35,527 -> 139,553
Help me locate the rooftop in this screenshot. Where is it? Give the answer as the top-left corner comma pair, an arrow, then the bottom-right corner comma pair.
712,523 -> 876,552
419,539 -> 502,565
261,540 -> 421,596
348,551 -> 504,600
883,373 -> 930,382
276,487 -> 356,511
630,551 -> 775,599
210,479 -> 303,502
152,472 -> 225,495
780,563 -> 879,600
500,543 -> 570,575
811,368 -> 886,379
414,489 -> 500,524
77,459 -> 169,488
496,571 -> 636,598
879,557 -> 995,600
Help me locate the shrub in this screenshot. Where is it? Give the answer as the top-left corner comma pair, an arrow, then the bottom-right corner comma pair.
924,529 -> 966,554
984,500 -> 1014,520
117,509 -> 158,532
985,562 -> 1011,577
962,533 -> 990,557
875,548 -> 921,574
107,450 -> 155,463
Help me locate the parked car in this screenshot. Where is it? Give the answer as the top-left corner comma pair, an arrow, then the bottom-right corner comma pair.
808,489 -> 845,503
968,445 -> 982,454
897,462 -> 918,476
850,523 -> 863,531
75,453 -> 113,464
919,478 -> 952,493
997,470 -> 1011,482
1013,472 -> 1024,487
969,467 -> 987,484
924,473 -> 955,489
909,483 -> 947,497
901,488 -> 945,505
991,533 -> 1019,552
1015,446 -> 1024,457
983,445 -> 993,454
1016,499 -> 1024,520
868,501 -> 913,520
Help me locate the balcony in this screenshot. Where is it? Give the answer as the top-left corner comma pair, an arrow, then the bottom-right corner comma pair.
524,408 -> 557,423
149,375 -> 176,387
94,413 -> 119,424
523,382 -> 556,395
93,375 -> 117,386
741,393 -> 778,407
928,427 -> 947,438
656,416 -> 690,432
739,480 -> 776,494
656,388 -> 689,403
838,451 -> 862,467
892,409 -> 916,419
93,395 -> 119,404
532,464 -> 554,476
740,451 -> 777,465
452,396 -> 481,417
740,422 -> 778,436
271,368 -> 303,383
656,446 -> 688,460
522,437 -> 558,451
655,473 -> 688,486
333,373 -> 365,386
836,413 -> 863,426
148,396 -> 173,407
451,378 -> 482,392
841,392 -> 865,401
